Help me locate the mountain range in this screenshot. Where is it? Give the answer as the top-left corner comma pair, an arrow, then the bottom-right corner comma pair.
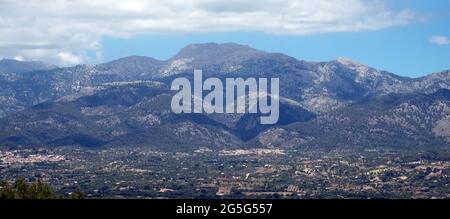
0,43 -> 449,151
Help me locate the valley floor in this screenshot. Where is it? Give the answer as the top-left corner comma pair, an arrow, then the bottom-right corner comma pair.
0,147 -> 449,199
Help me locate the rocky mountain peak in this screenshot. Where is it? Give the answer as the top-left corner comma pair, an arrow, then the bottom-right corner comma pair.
171,42 -> 266,63
95,56 -> 164,77
103,56 -> 162,65
335,57 -> 382,81
336,57 -> 367,67
0,58 -> 56,74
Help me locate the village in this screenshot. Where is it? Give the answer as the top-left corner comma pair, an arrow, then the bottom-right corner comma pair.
1,146 -> 449,199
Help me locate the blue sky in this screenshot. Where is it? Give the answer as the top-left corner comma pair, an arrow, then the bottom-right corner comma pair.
1,0 -> 449,77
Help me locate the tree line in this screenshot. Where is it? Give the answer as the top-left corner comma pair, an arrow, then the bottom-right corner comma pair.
0,177 -> 84,199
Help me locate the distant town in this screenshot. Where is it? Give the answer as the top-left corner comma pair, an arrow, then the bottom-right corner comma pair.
1,147 -> 448,199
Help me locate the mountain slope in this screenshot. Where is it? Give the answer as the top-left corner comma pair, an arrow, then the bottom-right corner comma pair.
0,43 -> 450,151
1,43 -> 450,118
0,82 -> 241,150
261,89 -> 450,150
0,79 -> 317,150
0,59 -> 55,74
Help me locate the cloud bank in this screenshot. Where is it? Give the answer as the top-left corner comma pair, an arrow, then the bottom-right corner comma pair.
0,0 -> 419,66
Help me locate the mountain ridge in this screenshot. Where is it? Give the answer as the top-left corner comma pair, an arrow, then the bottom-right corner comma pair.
0,42 -> 450,151
0,58 -> 56,74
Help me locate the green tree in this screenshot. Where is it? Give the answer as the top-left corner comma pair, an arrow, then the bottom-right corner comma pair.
15,177 -> 29,199
28,180 -> 56,199
69,189 -> 85,199
0,180 -> 15,199
1,178 -> 57,199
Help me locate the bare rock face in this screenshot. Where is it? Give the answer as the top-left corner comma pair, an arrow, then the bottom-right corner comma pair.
257,128 -> 309,148
433,117 -> 450,142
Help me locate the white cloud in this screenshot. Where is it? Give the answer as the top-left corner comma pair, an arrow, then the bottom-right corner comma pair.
429,36 -> 450,46
13,56 -> 25,61
57,52 -> 83,65
0,0 -> 420,66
